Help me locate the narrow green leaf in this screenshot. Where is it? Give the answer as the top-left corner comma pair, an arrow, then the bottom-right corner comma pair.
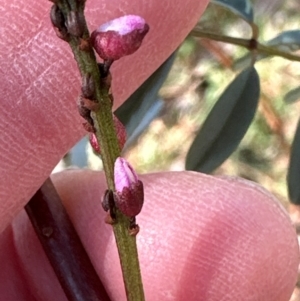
284,86 -> 300,104
123,99 -> 164,150
287,119 -> 300,204
233,53 -> 264,71
185,67 -> 260,173
267,30 -> 300,52
115,52 -> 176,148
211,0 -> 254,23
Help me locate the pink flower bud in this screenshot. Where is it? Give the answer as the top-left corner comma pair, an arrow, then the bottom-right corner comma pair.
113,115 -> 127,149
114,157 -> 144,217
89,115 -> 127,154
90,15 -> 149,61
89,132 -> 100,153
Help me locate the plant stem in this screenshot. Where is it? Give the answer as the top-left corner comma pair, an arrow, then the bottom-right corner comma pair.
191,28 -> 300,62
113,212 -> 145,301
25,178 -> 111,301
52,1 -> 145,300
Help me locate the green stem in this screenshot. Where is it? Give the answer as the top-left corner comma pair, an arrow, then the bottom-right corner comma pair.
53,1 -> 145,300
113,212 -> 145,301
191,28 -> 300,62
67,37 -> 119,187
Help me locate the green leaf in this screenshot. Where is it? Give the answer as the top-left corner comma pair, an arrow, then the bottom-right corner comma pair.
185,67 -> 260,173
233,53 -> 264,71
123,99 -> 164,150
267,30 -> 300,52
115,52 -> 176,148
287,119 -> 300,204
284,86 -> 300,104
211,0 -> 254,23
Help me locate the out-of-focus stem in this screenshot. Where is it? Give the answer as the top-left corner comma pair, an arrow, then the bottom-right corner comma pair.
25,178 -> 111,301
191,29 -> 300,62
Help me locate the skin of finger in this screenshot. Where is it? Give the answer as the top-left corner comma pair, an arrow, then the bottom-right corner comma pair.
0,0 -> 209,232
3,171 -> 298,301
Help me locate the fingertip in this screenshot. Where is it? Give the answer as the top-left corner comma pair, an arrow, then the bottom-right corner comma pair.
0,0 -> 209,232
52,170 -> 299,301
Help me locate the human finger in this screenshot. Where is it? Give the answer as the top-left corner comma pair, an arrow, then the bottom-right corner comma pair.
1,170 -> 298,301
0,0 -> 209,231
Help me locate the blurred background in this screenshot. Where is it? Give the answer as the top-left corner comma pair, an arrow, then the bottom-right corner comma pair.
56,0 -> 300,206
54,1 -> 300,298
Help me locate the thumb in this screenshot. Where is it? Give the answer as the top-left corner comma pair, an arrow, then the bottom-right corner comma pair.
5,170 -> 299,301
0,0 -> 209,231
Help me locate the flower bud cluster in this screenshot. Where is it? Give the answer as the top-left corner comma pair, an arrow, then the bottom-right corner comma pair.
89,16 -> 147,226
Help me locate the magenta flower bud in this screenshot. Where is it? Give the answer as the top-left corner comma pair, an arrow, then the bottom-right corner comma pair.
113,115 -> 127,151
89,132 -> 100,153
89,115 -> 127,154
90,15 -> 150,61
114,157 -> 144,217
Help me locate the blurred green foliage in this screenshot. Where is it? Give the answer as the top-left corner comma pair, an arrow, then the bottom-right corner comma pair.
124,0 -> 300,206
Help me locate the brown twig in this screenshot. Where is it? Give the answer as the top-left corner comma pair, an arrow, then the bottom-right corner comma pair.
25,178 -> 111,301
191,29 -> 300,62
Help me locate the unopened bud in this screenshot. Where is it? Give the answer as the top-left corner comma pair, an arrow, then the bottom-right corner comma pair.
89,132 -> 100,153
102,189 -> 116,222
66,11 -> 85,37
90,15 -> 149,61
89,115 -> 126,153
82,73 -> 95,99
77,96 -> 94,130
50,5 -> 69,41
113,157 -> 144,217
